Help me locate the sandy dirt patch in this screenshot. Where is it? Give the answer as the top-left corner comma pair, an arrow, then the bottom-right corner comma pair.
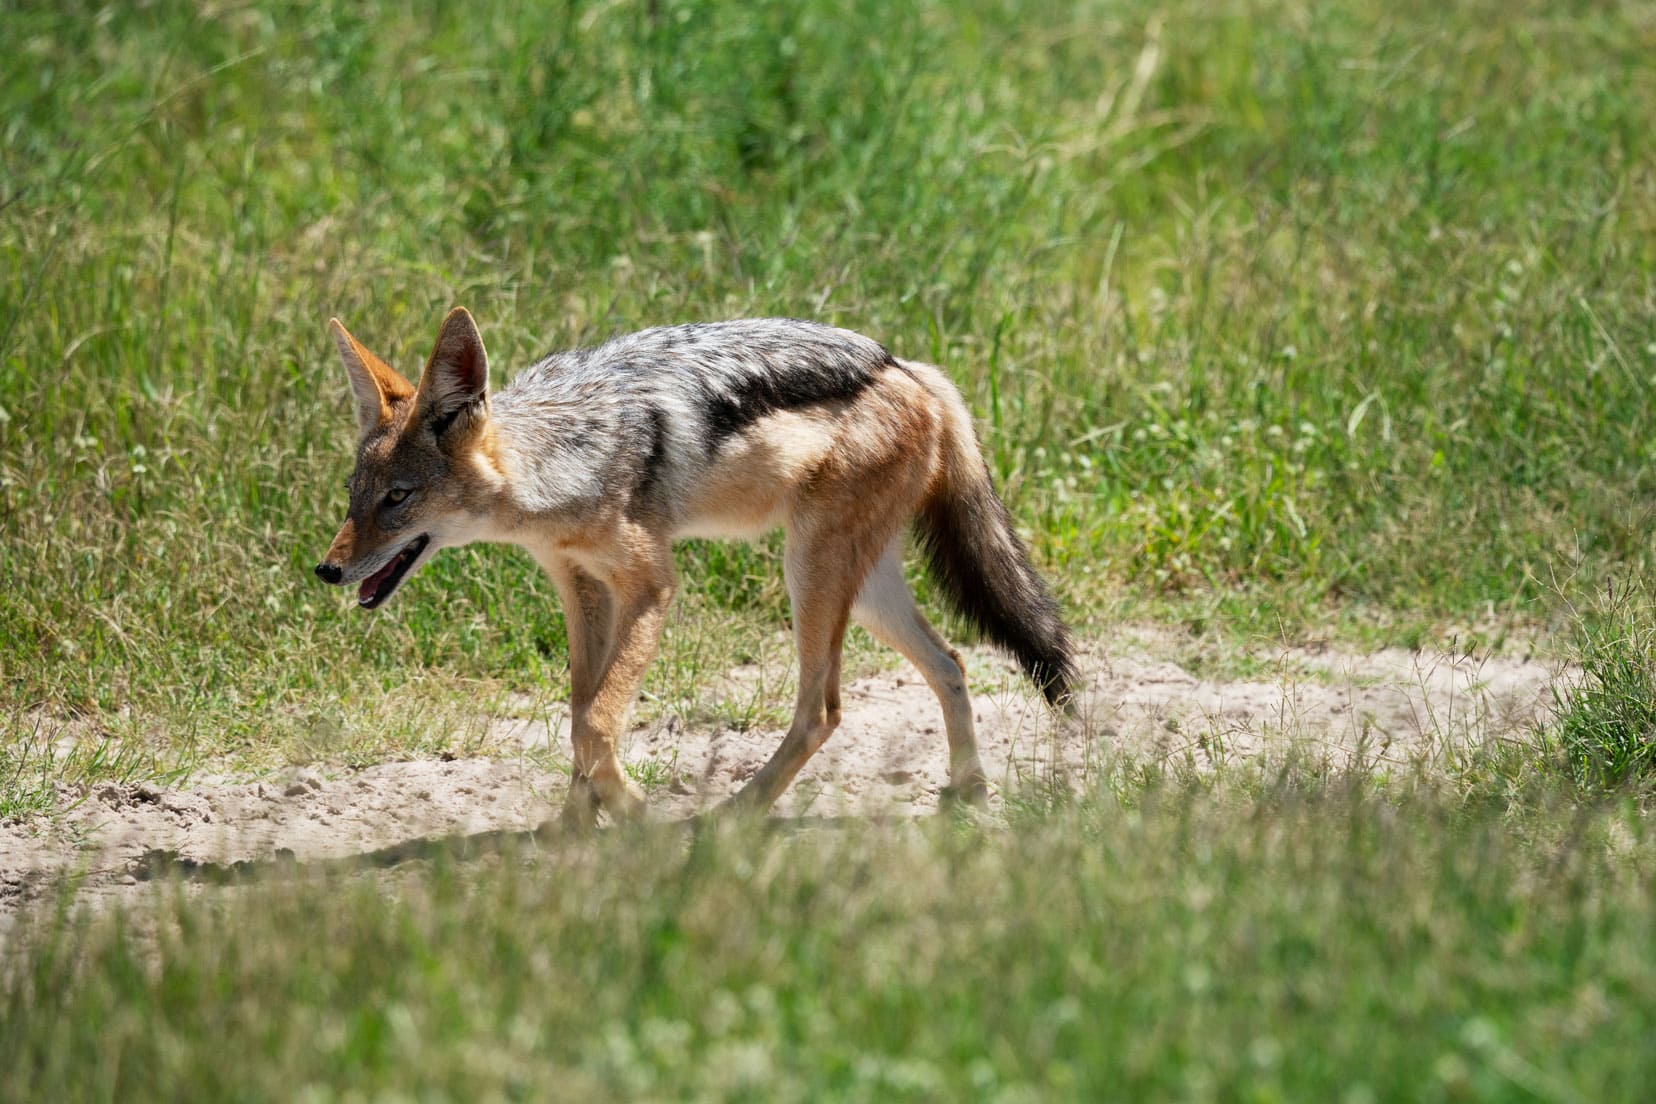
606,634 -> 1560,818
1,632 -> 1565,919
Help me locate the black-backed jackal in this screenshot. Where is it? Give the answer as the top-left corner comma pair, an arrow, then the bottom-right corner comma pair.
315,308 -> 1073,825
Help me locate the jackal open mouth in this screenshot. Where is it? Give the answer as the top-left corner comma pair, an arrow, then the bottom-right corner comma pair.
358,535 -> 429,609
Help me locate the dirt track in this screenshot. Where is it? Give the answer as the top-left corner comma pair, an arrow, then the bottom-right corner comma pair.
0,632 -> 1564,918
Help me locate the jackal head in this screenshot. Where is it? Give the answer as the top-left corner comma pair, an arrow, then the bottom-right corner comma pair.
314,307 -> 497,609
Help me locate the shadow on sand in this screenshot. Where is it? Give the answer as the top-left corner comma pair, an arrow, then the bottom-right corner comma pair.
127,813 -> 927,885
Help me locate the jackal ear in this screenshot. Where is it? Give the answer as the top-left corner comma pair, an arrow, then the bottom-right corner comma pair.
415,306 -> 489,437
329,318 -> 415,435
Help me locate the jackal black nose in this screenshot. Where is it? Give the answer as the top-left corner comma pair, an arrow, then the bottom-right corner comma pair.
315,562 -> 343,585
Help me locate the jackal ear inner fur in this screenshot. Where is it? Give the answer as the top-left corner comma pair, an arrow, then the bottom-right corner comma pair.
329,318 -> 414,435
416,307 -> 489,438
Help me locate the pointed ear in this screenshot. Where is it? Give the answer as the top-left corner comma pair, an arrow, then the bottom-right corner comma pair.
329,318 -> 414,435
414,307 -> 489,435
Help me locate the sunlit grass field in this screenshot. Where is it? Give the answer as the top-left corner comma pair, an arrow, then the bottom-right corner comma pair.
3,0 -> 1656,1098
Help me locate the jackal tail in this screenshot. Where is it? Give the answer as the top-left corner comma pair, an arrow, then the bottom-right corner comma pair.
912,373 -> 1076,707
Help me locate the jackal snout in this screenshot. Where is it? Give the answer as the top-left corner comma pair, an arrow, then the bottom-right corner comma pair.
314,517 -> 362,586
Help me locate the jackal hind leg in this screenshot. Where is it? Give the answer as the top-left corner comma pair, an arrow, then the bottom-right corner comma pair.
720,513 -> 900,817
851,544 -> 987,806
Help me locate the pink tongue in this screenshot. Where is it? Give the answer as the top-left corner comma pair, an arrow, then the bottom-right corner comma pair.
359,554 -> 401,602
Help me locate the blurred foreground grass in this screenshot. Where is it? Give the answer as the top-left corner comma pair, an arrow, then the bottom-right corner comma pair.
5,779 -> 1654,1102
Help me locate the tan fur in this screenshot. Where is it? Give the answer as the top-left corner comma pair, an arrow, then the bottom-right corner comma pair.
317,311 -> 1034,824
674,409 -> 840,540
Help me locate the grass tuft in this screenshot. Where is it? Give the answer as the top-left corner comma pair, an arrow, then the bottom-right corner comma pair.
1552,580 -> 1656,791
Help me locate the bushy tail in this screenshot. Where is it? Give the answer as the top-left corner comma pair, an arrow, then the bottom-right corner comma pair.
912,380 -> 1075,707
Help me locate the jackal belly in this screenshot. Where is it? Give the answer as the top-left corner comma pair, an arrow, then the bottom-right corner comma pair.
672,407 -> 838,540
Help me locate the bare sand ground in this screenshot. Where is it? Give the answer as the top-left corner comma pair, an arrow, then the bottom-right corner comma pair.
0,630 -> 1565,921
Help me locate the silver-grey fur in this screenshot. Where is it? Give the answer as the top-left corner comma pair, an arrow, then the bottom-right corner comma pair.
490,319 -> 894,521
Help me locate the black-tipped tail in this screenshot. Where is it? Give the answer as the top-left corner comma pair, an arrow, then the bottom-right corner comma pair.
915,460 -> 1075,707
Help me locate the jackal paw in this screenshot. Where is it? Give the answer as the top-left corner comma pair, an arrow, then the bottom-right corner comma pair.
701,785 -> 775,826
939,775 -> 990,810
553,773 -> 602,834
601,782 -> 648,825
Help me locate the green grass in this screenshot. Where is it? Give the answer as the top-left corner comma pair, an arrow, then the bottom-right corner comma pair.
5,2 -> 1656,1094
3,0 -> 1654,783
5,780 -> 1654,1102
1551,579 -> 1656,790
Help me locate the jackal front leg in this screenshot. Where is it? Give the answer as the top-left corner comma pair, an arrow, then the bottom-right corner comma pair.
547,564 -> 614,832
555,540 -> 676,825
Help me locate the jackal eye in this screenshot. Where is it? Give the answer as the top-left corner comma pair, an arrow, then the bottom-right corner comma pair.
384,487 -> 412,506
